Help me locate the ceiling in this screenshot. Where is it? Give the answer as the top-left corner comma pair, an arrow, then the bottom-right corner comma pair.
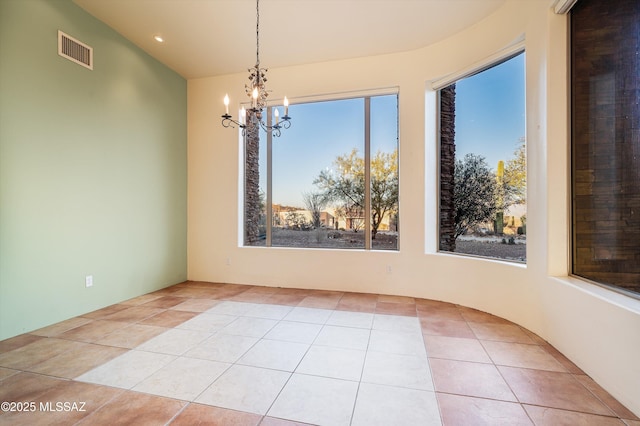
73,0 -> 507,80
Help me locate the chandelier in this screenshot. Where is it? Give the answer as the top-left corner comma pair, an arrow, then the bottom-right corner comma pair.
221,0 -> 291,137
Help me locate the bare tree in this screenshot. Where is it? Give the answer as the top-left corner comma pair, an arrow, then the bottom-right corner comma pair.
302,191 -> 327,228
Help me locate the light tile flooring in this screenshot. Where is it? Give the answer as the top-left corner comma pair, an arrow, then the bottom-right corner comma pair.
0,281 -> 638,425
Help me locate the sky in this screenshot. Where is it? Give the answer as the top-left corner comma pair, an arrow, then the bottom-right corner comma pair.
454,53 -> 526,168
259,52 -> 525,207
260,95 -> 398,207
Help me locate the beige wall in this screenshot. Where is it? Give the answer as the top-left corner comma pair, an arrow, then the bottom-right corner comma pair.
188,0 -> 640,415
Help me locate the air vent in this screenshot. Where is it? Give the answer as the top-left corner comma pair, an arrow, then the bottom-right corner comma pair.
58,30 -> 93,70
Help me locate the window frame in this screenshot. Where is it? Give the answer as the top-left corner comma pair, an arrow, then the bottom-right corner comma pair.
569,0 -> 640,299
244,89 -> 400,251
434,46 -> 527,263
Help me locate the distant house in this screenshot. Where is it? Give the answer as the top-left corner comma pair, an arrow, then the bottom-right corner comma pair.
320,211 -> 335,228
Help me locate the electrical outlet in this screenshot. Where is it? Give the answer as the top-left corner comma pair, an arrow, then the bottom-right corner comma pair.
85,275 -> 93,288
226,257 -> 231,266
386,265 -> 393,274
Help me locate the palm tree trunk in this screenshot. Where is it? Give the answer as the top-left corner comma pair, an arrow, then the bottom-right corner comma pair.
245,115 -> 260,245
440,84 -> 457,252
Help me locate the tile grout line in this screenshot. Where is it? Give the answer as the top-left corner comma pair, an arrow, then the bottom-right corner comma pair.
70,387 -> 128,426
181,303 -> 274,412
347,311 -> 375,426
241,302 -> 297,420
2,283 -> 637,424
459,307 -> 535,424
255,305 -> 332,424
419,306 -> 446,426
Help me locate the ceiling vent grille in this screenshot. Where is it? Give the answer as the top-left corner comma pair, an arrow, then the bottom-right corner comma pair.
58,30 -> 93,70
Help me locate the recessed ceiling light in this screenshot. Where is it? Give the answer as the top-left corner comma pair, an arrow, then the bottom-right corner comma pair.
154,35 -> 164,43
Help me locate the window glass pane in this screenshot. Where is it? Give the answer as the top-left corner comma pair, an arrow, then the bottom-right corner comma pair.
272,98 -> 365,249
571,0 -> 640,296
245,94 -> 400,250
439,53 -> 526,262
370,95 -> 399,250
254,126 -> 267,246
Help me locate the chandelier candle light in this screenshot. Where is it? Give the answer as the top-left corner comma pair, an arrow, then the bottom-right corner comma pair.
221,0 -> 291,137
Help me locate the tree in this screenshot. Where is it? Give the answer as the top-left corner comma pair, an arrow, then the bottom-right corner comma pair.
257,189 -> 267,237
454,153 -> 497,239
503,140 -> 526,205
371,150 -> 399,238
302,191 -> 327,228
314,148 -> 398,238
315,149 -> 364,217
285,211 -> 309,230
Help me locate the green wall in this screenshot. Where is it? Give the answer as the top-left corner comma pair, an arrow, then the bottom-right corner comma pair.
0,0 -> 187,340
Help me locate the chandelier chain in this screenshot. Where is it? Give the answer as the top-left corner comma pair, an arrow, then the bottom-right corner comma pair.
221,0 -> 291,137
255,0 -> 260,66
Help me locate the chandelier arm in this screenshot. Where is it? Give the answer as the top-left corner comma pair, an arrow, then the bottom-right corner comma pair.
221,114 -> 247,131
220,0 -> 290,137
259,121 -> 281,138
221,111 -> 289,137
257,117 -> 292,137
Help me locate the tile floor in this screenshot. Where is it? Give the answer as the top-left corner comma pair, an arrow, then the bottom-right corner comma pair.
0,281 -> 638,425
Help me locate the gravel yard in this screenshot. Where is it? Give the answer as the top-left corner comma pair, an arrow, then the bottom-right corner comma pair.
251,229 -> 526,261
454,238 -> 526,262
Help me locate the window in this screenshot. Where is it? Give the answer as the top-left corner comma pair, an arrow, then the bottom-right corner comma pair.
245,93 -> 399,250
438,52 -> 526,262
571,0 -> 640,296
